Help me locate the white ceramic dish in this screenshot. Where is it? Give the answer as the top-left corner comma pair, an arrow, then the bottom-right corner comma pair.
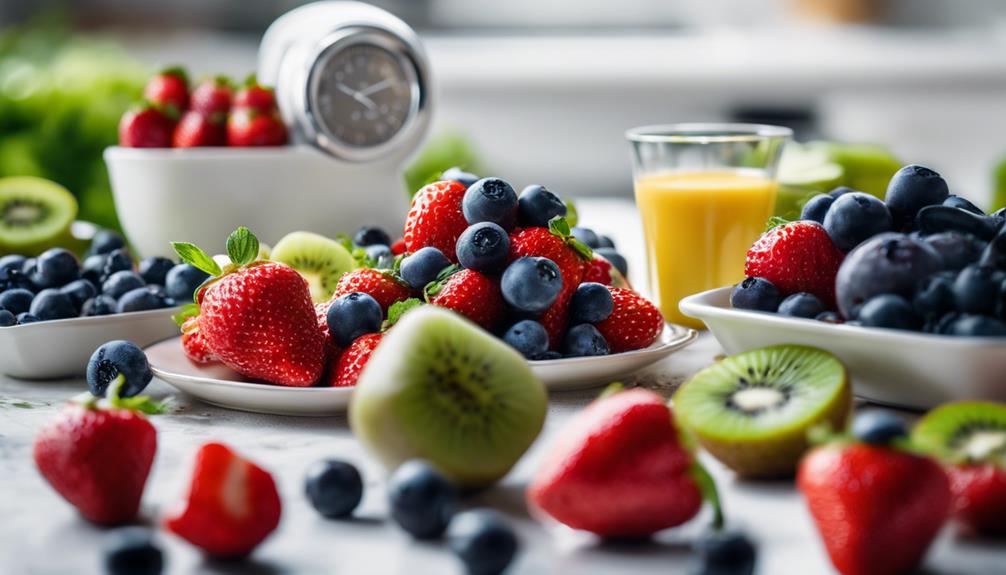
145,324 -> 697,417
680,287 -> 1006,410
104,146 -> 410,259
0,307 -> 182,379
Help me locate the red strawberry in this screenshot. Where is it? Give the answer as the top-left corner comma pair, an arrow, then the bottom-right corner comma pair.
163,442 -> 281,558
426,268 -> 503,329
391,238 -> 406,255
34,401 -> 157,526
315,301 -> 338,355
176,228 -> 325,387
227,108 -> 288,147
119,105 -> 175,148
181,315 -> 216,363
595,287 -> 664,353
798,443 -> 951,575
583,253 -> 631,289
945,464 -> 1006,536
528,388 -> 715,537
334,268 -> 412,315
143,66 -> 189,114
190,76 -> 233,121
173,111 -> 226,148
403,180 -> 469,262
233,77 -> 278,113
327,333 -> 382,387
744,221 -> 844,307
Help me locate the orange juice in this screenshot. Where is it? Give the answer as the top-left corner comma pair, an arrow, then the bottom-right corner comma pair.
634,170 -> 777,329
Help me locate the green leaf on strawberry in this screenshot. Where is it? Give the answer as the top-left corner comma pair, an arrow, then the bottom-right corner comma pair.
384,298 -> 423,329
172,241 -> 223,277
173,303 -> 200,327
226,226 -> 260,266
547,216 -> 593,261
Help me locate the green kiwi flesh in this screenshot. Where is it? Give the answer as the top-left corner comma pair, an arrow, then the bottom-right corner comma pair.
349,305 -> 547,488
674,344 -> 850,478
270,231 -> 357,303
0,177 -> 77,254
912,401 -> 1006,466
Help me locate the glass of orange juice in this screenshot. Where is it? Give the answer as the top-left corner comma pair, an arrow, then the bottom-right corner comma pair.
626,123 -> 791,329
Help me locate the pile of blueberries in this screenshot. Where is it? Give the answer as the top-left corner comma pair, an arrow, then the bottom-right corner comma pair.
0,230 -> 210,327
734,164 -> 1006,336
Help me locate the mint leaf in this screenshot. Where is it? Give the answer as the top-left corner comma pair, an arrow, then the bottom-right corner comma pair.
172,242 -> 222,276
384,298 -> 423,329
764,216 -> 791,232
113,395 -> 173,415
564,200 -> 579,227
568,237 -> 593,261
548,216 -> 571,238
172,303 -> 200,327
226,226 -> 260,266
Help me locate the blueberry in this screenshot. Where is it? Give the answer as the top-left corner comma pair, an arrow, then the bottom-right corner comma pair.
32,248 -> 80,288
815,311 -> 842,323
83,295 -> 117,317
165,264 -> 210,303
800,194 -> 835,224
913,275 -> 954,319
596,235 -> 616,249
946,314 -> 1006,337
563,323 -> 609,357
463,178 -> 519,230
60,279 -> 97,310
692,530 -> 757,575
387,460 -> 457,539
569,282 -> 614,323
924,232 -> 986,272
89,229 -> 126,256
86,340 -> 153,398
138,257 -> 174,286
103,527 -> 163,575
0,309 -> 14,327
992,207 -> 1006,229
501,257 -> 563,315
21,257 -> 36,277
852,410 -> 908,445
534,350 -> 563,361
305,459 -> 363,519
81,254 -> 108,285
103,271 -> 145,300
916,206 -> 997,241
858,294 -> 923,331
365,244 -> 395,269
447,509 -> 519,575
943,194 -> 983,215
952,265 -> 1001,316
117,286 -> 170,313
503,320 -> 549,359
16,312 -> 40,325
442,166 -> 480,188
29,289 -> 76,321
777,292 -> 825,319
823,192 -> 893,252
730,277 -> 781,312
0,254 -> 26,279
828,186 -> 854,199
102,248 -> 133,281
400,247 -> 451,290
353,225 -> 392,247
0,288 -> 34,315
595,248 -> 628,277
885,165 -> 950,229
571,226 -> 600,248
327,292 -> 382,347
456,222 -> 510,273
517,185 -> 566,228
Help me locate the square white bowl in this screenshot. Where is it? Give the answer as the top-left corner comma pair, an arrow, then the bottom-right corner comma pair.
680,287 -> 1006,410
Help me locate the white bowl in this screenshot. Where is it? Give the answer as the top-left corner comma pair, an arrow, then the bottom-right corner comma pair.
0,307 -> 182,380
680,287 -> 1006,410
104,146 -> 410,258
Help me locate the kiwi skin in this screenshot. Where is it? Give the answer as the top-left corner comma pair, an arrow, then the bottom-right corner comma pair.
349,305 -> 547,488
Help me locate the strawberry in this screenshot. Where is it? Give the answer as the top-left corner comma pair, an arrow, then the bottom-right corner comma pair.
528,387 -> 718,537
595,287 -> 664,353
233,76 -> 278,113
34,396 -> 158,526
509,219 -> 592,348
143,66 -> 189,114
403,180 -> 469,262
163,442 -> 281,558
426,268 -> 503,329
391,238 -> 406,255
173,111 -> 226,148
798,442 -> 951,575
119,105 -> 175,148
173,227 -> 325,387
945,464 -> 1006,536
181,315 -> 216,363
190,76 -> 233,121
227,108 -> 288,147
744,221 -> 844,307
334,268 -> 412,315
327,333 -> 382,387
583,253 -> 631,289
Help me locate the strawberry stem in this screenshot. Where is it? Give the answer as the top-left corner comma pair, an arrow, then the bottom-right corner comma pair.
690,459 -> 724,531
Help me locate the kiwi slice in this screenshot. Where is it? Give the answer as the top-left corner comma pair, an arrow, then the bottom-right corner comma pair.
270,231 -> 356,303
674,344 -> 851,478
912,402 -> 1006,466
350,305 -> 547,488
0,177 -> 77,255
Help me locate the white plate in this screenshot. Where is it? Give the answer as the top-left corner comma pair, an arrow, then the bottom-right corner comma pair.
145,324 -> 697,417
0,307 -> 183,379
681,287 -> 1006,410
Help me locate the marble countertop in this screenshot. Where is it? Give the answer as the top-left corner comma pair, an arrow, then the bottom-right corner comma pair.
0,200 -> 1001,574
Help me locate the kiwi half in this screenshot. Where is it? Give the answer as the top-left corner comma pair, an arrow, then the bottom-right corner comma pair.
270,231 -> 356,303
0,177 -> 77,255
912,401 -> 1006,466
673,344 -> 851,478
350,305 -> 547,488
